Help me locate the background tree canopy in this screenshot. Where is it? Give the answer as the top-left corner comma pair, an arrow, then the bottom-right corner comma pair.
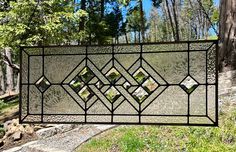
0,0 -> 235,98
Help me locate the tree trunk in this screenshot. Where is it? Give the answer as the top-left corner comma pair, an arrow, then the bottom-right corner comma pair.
101,0 -> 105,20
219,0 -> 236,72
79,0 -> 86,32
0,63 -> 5,95
165,0 -> 176,41
171,0 -> 180,41
125,32 -> 128,44
139,0 -> 145,42
5,47 -> 14,94
78,0 -> 86,44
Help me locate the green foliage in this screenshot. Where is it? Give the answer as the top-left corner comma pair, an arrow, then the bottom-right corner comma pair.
211,7 -> 219,24
0,0 -> 88,49
0,99 -> 18,112
77,106 -> 236,152
127,7 -> 147,33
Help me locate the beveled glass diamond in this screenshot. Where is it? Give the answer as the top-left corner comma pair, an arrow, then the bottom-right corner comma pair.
79,67 -> 95,83
78,86 -> 94,101
180,76 -> 198,94
142,78 -> 158,93
133,68 -> 149,84
106,68 -> 121,84
69,76 -> 84,93
96,81 -> 103,89
133,87 -> 148,103
36,76 -> 50,93
123,82 -> 131,89
105,86 -> 120,102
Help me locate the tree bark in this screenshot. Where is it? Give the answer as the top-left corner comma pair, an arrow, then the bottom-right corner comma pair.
5,47 -> 14,94
101,0 -> 105,20
171,0 -> 180,41
219,0 -> 236,72
139,0 -> 145,42
79,0 -> 86,32
0,62 -> 5,95
125,32 -> 128,44
165,0 -> 176,41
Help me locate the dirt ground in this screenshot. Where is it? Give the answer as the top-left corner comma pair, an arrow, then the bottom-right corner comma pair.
0,133 -> 38,151
0,105 -> 19,124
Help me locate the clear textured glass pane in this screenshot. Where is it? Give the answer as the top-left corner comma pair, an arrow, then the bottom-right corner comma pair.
142,86 -> 188,115
24,48 -> 42,55
21,85 -> 28,120
43,115 -> 84,123
207,85 -> 216,122
22,50 -> 29,83
143,52 -> 188,84
207,44 -> 216,84
143,43 -> 188,52
29,85 -> 42,114
44,46 -> 86,55
190,86 -> 206,115
43,85 -> 84,114
29,56 -> 42,83
190,52 -> 206,84
88,46 -> 112,54
141,116 -> 187,124
44,55 -> 85,83
114,45 -> 140,53
190,42 -> 213,50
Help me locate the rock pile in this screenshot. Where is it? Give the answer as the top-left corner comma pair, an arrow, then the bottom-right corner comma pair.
0,119 -> 80,150
0,119 -> 35,149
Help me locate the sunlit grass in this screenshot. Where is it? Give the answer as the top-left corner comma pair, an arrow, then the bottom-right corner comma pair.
0,99 -> 18,112
76,104 -> 236,152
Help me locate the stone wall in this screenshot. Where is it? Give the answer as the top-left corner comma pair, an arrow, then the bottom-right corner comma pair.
219,70 -> 236,103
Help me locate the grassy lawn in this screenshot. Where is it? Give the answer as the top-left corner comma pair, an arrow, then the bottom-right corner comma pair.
0,99 -> 19,124
77,104 -> 236,152
0,99 -> 18,112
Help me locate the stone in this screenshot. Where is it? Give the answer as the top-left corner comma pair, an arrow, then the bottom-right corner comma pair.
226,71 -> 233,78
11,119 -> 19,126
25,125 -> 34,135
3,120 -> 12,130
2,146 -> 22,152
46,124 -> 58,128
231,86 -> 236,92
12,131 -> 22,141
4,125 -> 114,152
18,125 -> 25,132
34,125 -> 44,131
94,125 -> 116,130
0,139 -> 4,147
36,127 -> 57,139
7,126 -> 18,135
55,125 -> 75,134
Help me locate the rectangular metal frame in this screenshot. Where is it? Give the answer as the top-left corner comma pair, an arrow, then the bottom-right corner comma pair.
19,40 -> 218,126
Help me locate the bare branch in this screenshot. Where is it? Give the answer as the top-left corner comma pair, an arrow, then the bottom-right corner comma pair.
1,51 -> 20,71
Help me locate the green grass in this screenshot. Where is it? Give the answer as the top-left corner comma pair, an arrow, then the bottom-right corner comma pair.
77,105 -> 236,152
0,99 -> 18,112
